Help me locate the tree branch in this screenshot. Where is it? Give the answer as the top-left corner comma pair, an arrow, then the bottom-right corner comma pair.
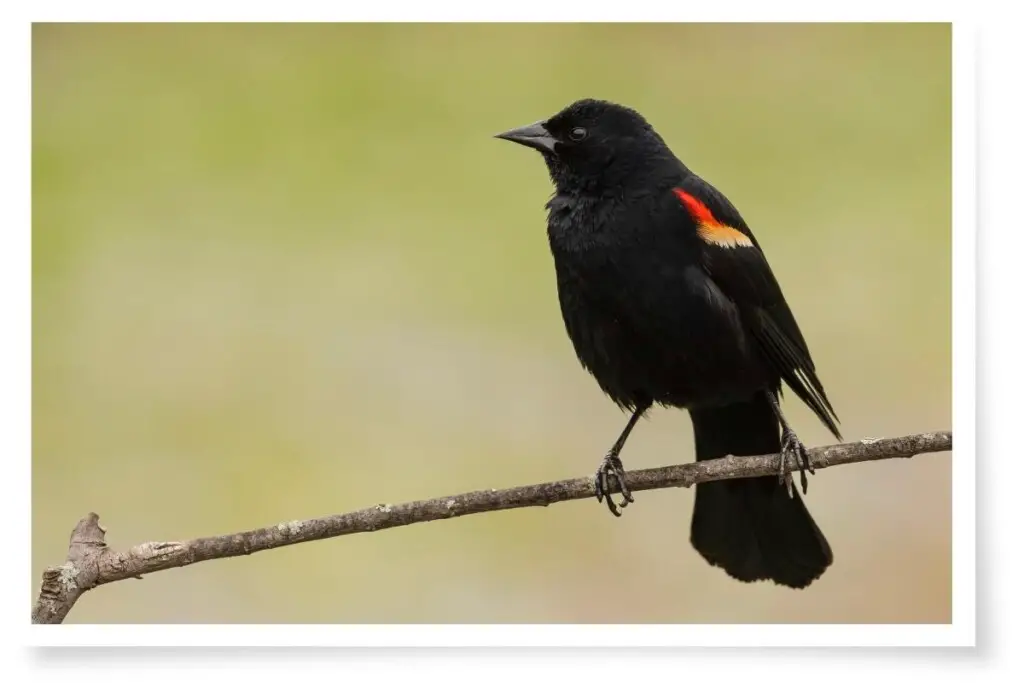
32,430 -> 951,624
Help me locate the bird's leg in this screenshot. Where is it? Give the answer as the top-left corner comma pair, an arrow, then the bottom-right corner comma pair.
765,390 -> 813,496
595,402 -> 650,517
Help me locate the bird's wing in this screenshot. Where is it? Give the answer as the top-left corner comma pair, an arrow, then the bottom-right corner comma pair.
672,177 -> 841,439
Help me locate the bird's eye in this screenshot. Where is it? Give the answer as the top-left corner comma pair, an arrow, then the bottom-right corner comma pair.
569,127 -> 588,142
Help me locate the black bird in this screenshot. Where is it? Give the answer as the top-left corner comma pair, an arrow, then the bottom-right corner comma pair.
495,99 -> 841,589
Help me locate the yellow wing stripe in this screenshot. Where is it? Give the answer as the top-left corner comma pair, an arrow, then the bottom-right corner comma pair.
696,223 -> 754,249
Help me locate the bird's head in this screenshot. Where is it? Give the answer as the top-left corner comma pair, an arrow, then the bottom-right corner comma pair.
495,98 -> 679,194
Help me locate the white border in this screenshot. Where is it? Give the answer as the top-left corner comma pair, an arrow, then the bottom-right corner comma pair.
29,623 -> 970,648
11,5 -> 974,653
17,2 -> 967,23
949,19 -> 976,644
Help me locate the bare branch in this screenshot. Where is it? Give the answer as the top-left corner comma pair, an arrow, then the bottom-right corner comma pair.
32,430 -> 951,624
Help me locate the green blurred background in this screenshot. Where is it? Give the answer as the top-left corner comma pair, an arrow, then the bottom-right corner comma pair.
32,22 -> 951,624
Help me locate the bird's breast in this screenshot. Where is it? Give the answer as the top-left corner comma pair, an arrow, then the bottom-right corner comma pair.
547,228 -> 770,410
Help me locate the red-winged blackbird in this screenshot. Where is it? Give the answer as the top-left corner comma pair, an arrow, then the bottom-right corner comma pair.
495,99 -> 841,589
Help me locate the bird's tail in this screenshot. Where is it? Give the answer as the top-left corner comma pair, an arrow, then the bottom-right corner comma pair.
688,392 -> 832,588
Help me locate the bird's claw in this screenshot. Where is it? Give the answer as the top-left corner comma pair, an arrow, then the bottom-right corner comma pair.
595,453 -> 633,517
777,428 -> 813,496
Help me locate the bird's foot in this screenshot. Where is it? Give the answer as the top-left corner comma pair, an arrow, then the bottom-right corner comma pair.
595,452 -> 633,517
777,427 -> 814,497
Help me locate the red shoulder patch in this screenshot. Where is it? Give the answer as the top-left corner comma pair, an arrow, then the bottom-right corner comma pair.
672,188 -> 754,250
672,189 -> 717,226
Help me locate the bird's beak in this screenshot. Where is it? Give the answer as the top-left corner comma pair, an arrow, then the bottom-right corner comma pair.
494,121 -> 557,153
